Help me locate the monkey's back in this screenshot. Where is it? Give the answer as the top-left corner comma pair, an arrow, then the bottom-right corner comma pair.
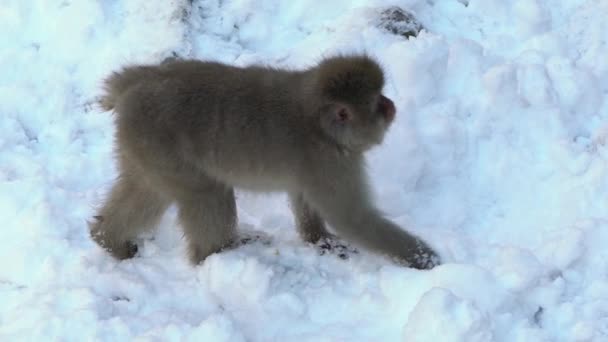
109,60 -> 313,192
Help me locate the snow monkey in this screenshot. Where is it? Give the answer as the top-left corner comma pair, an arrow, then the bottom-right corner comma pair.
90,55 -> 440,269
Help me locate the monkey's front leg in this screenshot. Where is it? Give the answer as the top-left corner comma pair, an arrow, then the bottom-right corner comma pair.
328,206 -> 439,269
304,171 -> 440,269
355,214 -> 440,269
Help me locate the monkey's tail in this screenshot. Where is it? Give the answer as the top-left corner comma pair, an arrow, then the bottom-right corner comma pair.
99,66 -> 159,111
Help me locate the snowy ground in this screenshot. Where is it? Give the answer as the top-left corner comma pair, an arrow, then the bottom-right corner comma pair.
1,0 -> 608,340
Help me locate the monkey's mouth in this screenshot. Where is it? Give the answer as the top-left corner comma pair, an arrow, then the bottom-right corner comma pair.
383,108 -> 395,123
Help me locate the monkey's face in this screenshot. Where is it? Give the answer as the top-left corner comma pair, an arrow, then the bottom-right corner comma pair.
320,94 -> 396,152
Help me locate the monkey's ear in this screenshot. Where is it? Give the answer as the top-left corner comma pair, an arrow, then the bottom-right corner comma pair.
320,103 -> 353,131
336,106 -> 351,123
320,104 -> 352,137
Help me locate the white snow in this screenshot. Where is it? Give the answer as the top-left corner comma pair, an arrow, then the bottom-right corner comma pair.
1,0 -> 608,340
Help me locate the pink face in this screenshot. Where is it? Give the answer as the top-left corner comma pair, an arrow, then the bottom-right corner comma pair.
377,94 -> 396,122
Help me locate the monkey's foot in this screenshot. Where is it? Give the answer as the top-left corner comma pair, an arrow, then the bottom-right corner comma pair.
101,240 -> 139,260
190,232 -> 272,265
399,240 -> 441,270
316,236 -> 358,260
219,231 -> 272,252
237,231 -> 273,247
89,216 -> 139,260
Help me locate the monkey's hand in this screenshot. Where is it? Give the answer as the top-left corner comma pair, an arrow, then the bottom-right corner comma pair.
316,236 -> 358,260
350,216 -> 441,270
220,230 -> 272,252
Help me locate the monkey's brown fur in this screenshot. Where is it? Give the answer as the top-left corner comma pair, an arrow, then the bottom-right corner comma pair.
91,55 -> 440,269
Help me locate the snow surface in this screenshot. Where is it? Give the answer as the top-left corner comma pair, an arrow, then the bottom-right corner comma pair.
1,0 -> 608,340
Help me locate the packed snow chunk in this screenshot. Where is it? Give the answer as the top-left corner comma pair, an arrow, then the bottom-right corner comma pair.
402,287 -> 492,342
516,62 -> 555,107
482,64 -> 521,108
379,263 -> 506,320
414,101 -> 467,178
536,226 -> 584,270
266,292 -> 306,318
442,38 -> 485,102
35,1 -> 105,65
384,31 -> 448,106
513,0 -> 551,37
186,314 -> 245,342
466,0 -> 511,22
429,264 -> 507,313
198,253 -> 273,308
545,56 -> 602,117
2,288 -> 102,341
109,0 -> 189,64
377,6 -> 424,39
561,0 -> 608,80
484,246 -> 544,292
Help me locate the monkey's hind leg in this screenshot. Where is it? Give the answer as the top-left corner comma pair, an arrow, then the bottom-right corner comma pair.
174,182 -> 237,265
289,192 -> 332,243
90,176 -> 169,259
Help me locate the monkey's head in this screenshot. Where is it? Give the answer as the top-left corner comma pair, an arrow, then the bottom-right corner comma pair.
314,55 -> 396,152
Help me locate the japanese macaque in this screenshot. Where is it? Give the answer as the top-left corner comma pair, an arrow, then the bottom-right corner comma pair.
90,55 -> 440,269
